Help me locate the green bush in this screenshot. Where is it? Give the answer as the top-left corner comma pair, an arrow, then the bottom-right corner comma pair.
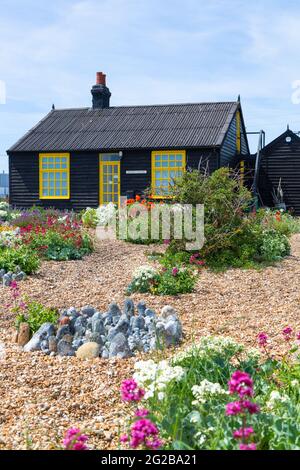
26,230 -> 92,261
16,301 -> 58,334
153,268 -> 197,295
0,245 -> 40,274
258,229 -> 290,262
81,207 -> 98,228
126,264 -> 197,296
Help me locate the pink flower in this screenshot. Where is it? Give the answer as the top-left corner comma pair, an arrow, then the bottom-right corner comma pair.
228,371 -> 253,398
226,401 -> 242,416
135,408 -> 150,417
163,239 -> 170,245
172,267 -> 179,276
233,427 -> 254,440
239,443 -> 257,451
62,428 -> 89,451
121,379 -> 145,402
129,419 -> 162,450
242,400 -> 260,415
257,332 -> 268,347
120,434 -> 129,443
282,326 -> 293,340
297,332 -> 300,342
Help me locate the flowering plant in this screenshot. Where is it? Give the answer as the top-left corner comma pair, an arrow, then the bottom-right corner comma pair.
128,333 -> 300,450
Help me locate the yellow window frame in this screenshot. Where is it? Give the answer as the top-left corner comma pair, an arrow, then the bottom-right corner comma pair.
151,150 -> 186,198
99,159 -> 120,205
39,153 -> 70,199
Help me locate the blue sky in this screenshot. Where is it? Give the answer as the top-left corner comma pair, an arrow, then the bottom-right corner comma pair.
1,0 -> 300,171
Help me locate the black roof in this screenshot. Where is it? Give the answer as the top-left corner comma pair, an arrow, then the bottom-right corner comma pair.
8,101 -> 239,153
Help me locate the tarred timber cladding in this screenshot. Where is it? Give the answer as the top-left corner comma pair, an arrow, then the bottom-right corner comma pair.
9,148 -> 221,210
258,131 -> 300,215
9,152 -> 99,210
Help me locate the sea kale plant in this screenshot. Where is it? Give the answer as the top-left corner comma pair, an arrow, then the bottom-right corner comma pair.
126,264 -> 197,296
120,332 -> 300,450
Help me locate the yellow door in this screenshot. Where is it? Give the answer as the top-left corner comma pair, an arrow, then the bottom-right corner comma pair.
99,161 -> 120,205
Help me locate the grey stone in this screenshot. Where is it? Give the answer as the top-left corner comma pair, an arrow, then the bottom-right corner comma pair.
131,315 -> 145,331
161,305 -> 177,319
92,319 -> 105,335
109,333 -> 130,358
145,308 -> 155,318
123,298 -> 134,317
81,306 -> 96,317
137,301 -> 147,316
107,326 -> 119,342
72,338 -> 84,350
67,307 -> 78,317
74,316 -> 87,332
108,302 -> 121,318
61,334 -> 73,344
101,348 -> 109,359
15,272 -> 26,281
164,320 -> 182,346
56,325 -> 70,342
23,323 -> 55,352
89,332 -> 104,346
115,314 -> 130,334
40,339 -> 49,353
57,339 -> 75,356
3,273 -> 11,287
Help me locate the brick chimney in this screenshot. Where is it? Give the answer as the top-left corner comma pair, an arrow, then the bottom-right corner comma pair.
91,71 -> 111,109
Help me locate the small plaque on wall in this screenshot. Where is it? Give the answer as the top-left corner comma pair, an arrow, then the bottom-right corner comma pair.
126,170 -> 147,175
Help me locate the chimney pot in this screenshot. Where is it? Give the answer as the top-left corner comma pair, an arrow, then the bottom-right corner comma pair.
96,72 -> 106,86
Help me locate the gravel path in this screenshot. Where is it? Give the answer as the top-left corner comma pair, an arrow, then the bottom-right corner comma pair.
1,236 -> 300,449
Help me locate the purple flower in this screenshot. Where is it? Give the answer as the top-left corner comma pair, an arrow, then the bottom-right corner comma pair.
233,427 -> 254,440
228,371 -> 253,398
120,379 -> 145,402
239,443 -> 257,450
242,400 -> 260,415
226,401 -> 242,416
172,267 -> 179,276
257,332 -> 268,347
62,428 -> 89,451
282,327 -> 293,340
129,419 -> 162,450
135,408 -> 150,417
120,434 -> 129,443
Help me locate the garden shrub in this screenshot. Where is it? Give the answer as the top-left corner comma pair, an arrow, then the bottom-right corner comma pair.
120,331 -> 300,450
0,245 -> 40,274
126,264 -> 197,296
258,229 -> 290,262
81,207 -> 98,228
15,301 -> 58,334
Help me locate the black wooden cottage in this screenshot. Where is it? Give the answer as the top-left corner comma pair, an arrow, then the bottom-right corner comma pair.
7,72 -> 249,210
257,128 -> 300,215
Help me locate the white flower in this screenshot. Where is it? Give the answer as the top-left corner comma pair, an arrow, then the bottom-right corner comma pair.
172,336 -> 243,365
266,390 -> 290,410
291,379 -> 299,387
191,379 -> 228,405
195,432 -> 206,445
132,265 -> 157,283
96,203 -> 116,226
133,359 -> 185,400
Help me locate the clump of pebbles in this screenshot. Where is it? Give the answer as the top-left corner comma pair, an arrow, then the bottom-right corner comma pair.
22,300 -> 183,359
